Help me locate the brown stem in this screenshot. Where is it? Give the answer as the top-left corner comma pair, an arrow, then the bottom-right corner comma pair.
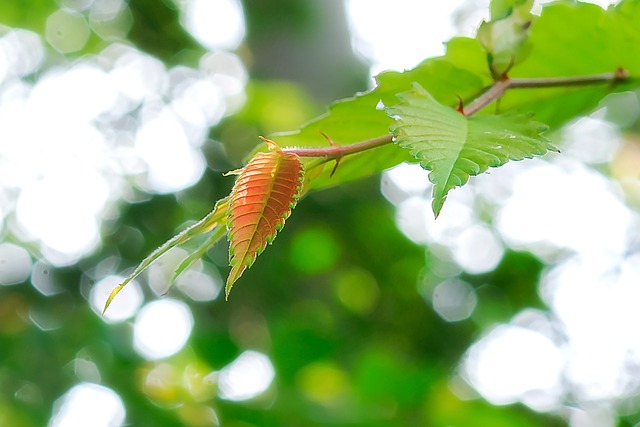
282,134 -> 393,158
281,68 -> 632,159
463,69 -> 631,117
464,79 -> 511,116
510,68 -> 630,88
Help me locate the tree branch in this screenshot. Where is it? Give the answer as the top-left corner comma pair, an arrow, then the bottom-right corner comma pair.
464,68 -> 631,116
510,68 -> 630,88
463,79 -> 511,116
280,68 -> 632,159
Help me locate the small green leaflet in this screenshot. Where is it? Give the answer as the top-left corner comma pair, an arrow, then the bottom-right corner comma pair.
388,83 -> 557,217
102,198 -> 229,314
477,0 -> 534,75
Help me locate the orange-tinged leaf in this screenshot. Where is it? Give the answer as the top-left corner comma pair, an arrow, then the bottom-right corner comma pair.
226,140 -> 304,298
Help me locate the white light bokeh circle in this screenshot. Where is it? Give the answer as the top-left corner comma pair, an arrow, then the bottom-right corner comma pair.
49,383 -> 125,427
432,278 -> 477,322
31,65 -> 118,121
109,49 -> 166,105
177,269 -> 222,302
381,163 -> 431,205
184,0 -> 246,50
217,350 -> 275,401
90,275 -> 144,323
451,224 -> 504,274
135,108 -> 206,193
0,29 -> 45,78
0,243 -> 32,285
496,161 -> 634,260
541,254 -> 640,401
463,325 -> 565,409
45,10 -> 91,53
347,0 -> 467,74
133,299 -> 194,360
562,116 -> 621,164
15,172 -> 107,265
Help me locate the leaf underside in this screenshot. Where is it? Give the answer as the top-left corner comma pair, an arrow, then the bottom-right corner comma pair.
226,147 -> 304,298
389,83 -> 557,217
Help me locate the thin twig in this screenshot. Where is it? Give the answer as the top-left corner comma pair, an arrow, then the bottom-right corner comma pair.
464,79 -> 512,116
465,68 -> 631,116
280,68 -> 632,158
510,68 -> 630,88
282,134 -> 393,158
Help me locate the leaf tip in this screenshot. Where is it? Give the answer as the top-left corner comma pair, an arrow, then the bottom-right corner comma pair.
259,136 -> 282,152
224,278 -> 234,301
432,196 -> 445,219
225,263 -> 246,300
102,282 -> 126,315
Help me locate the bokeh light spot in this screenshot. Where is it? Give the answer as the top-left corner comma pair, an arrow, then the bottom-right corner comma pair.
381,162 -> 431,205
217,351 -> 275,401
297,361 -> 348,404
142,363 -> 181,408
334,267 -> 379,315
185,0 -> 246,50
135,109 -> 206,193
0,29 -> 45,78
496,161 -> 633,260
90,275 -> 143,323
463,325 -> 564,410
45,10 -> 91,53
133,299 -> 194,360
15,172 -> 106,265
347,0 -> 467,74
450,224 -> 504,274
296,362 -> 348,404
0,243 -> 31,285
176,269 -> 222,302
563,116 -> 621,164
290,226 -> 340,274
49,383 -> 125,427
31,261 -> 63,296
432,278 -> 477,322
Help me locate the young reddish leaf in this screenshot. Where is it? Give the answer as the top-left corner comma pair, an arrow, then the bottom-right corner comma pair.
226,138 -> 304,298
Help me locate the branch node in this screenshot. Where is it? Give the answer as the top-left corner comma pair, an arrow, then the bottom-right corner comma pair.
320,132 -> 342,177
320,131 -> 338,147
455,95 -> 465,115
501,57 -> 516,80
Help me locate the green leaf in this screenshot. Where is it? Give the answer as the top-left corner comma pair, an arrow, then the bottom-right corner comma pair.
226,139 -> 305,298
268,49 -> 487,190
103,197 -> 229,314
499,1 -> 640,127
388,83 -> 556,217
477,0 -> 534,74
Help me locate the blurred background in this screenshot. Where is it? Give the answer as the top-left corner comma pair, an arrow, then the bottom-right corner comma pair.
0,0 -> 639,426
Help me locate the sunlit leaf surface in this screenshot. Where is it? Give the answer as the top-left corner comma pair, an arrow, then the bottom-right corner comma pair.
226,139 -> 304,297
389,83 -> 556,216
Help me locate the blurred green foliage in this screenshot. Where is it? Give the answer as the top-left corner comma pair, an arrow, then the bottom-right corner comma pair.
0,1 -> 625,426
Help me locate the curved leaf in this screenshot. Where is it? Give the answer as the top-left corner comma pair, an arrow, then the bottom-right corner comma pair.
226,139 -> 304,298
389,83 -> 556,217
103,197 -> 229,314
